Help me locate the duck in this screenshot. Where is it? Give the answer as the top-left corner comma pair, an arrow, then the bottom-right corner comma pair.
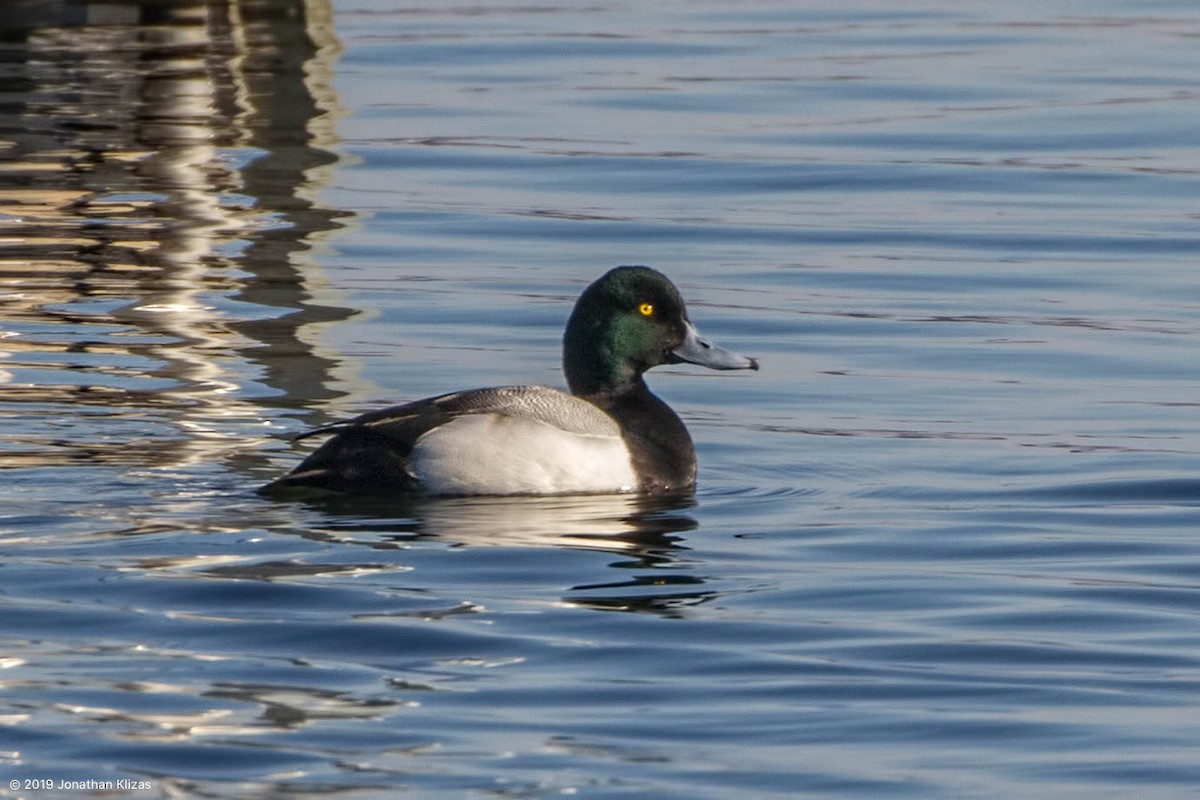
262,266 -> 758,497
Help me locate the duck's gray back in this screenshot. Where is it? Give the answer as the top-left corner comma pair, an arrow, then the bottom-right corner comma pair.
394,385 -> 620,437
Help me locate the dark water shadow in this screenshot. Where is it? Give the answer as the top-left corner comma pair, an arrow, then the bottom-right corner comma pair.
1004,477 -> 1200,506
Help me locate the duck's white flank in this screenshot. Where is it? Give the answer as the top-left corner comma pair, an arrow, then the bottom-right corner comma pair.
409,413 -> 637,495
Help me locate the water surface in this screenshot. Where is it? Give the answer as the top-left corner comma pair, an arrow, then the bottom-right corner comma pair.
2,1 -> 1200,797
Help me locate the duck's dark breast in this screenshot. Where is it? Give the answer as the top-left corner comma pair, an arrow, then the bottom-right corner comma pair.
589,383 -> 697,493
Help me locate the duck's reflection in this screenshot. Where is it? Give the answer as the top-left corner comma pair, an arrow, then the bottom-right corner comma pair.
565,574 -> 718,617
293,490 -> 707,616
299,491 -> 697,557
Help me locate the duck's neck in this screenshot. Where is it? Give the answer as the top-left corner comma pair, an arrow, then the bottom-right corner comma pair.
579,378 -> 697,493
563,321 -> 635,398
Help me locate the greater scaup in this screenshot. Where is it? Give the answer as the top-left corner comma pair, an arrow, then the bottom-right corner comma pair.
263,266 -> 758,497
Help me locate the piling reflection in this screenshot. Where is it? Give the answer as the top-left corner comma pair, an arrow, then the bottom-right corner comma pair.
0,0 -> 350,471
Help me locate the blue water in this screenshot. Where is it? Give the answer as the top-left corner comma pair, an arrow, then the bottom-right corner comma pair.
3,1 -> 1200,797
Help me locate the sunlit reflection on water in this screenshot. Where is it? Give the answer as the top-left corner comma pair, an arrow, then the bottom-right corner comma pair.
0,0 -> 350,475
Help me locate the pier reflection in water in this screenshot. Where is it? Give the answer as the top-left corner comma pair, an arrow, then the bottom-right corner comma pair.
0,0 -> 349,478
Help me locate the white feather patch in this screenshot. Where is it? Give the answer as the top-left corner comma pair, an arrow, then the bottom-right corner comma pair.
409,413 -> 637,496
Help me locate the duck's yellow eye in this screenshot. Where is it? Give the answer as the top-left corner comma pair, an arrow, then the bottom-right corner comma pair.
638,302 -> 654,317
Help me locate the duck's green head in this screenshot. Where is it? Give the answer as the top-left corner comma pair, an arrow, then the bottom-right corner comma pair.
563,266 -> 758,396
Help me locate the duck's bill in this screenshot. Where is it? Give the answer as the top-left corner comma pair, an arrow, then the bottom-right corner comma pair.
670,320 -> 759,371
